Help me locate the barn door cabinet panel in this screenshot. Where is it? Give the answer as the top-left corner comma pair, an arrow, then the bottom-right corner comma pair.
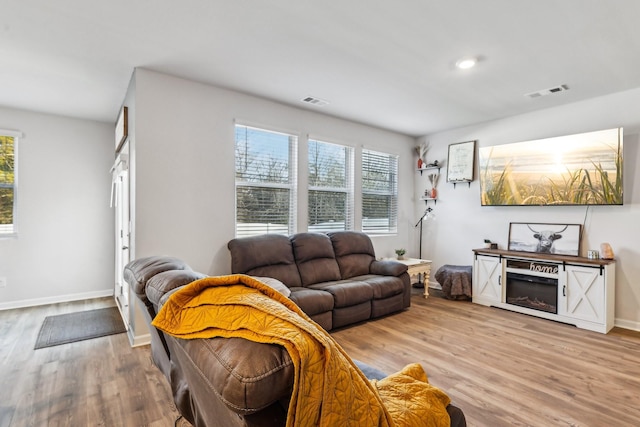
473,249 -> 615,334
472,254 -> 503,306
559,264 -> 614,330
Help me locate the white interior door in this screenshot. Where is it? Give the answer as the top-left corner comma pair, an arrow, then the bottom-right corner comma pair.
112,149 -> 130,325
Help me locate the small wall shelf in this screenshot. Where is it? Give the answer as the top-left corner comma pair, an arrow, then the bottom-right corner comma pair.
418,163 -> 441,203
417,164 -> 441,176
420,197 -> 437,205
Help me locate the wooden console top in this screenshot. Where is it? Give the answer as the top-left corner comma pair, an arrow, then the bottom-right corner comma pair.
472,248 -> 615,266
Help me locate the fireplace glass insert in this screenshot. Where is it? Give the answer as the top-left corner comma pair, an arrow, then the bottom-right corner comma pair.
506,272 -> 558,314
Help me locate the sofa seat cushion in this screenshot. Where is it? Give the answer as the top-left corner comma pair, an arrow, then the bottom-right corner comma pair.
175,336 -> 294,414
349,275 -> 405,300
290,233 -> 341,286
309,280 -> 374,308
288,288 -> 334,316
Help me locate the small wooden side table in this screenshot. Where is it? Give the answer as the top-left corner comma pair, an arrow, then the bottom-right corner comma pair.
385,258 -> 432,298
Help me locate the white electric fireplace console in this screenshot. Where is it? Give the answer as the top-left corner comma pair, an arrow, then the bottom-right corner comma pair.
472,249 -> 615,333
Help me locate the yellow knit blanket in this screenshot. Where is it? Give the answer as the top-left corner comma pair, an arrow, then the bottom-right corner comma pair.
152,274 -> 451,427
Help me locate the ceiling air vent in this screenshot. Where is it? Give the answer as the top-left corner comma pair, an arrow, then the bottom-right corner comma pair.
525,84 -> 569,99
301,96 -> 329,107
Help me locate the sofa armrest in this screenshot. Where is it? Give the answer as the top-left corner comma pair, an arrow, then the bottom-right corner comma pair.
124,256 -> 192,305
172,335 -> 295,416
370,260 -> 408,277
147,270 -> 207,308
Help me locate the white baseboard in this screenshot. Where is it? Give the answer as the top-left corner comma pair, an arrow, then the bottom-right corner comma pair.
614,318 -> 640,332
128,329 -> 151,347
0,289 -> 114,311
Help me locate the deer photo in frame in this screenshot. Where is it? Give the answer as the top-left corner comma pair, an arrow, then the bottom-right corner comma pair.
508,222 -> 581,256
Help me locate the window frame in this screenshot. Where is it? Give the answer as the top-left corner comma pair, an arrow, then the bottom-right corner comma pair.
0,129 -> 20,238
361,148 -> 399,235
234,124 -> 298,237
307,138 -> 355,232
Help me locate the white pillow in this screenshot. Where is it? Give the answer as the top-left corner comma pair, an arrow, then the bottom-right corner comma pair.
251,276 -> 292,298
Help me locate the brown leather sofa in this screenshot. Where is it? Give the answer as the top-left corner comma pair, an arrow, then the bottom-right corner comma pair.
124,232 -> 466,427
124,255 -> 466,427
227,231 -> 411,330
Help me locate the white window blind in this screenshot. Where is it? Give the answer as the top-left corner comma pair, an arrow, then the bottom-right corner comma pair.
0,133 -> 17,235
361,148 -> 398,234
308,139 -> 354,232
235,125 -> 297,237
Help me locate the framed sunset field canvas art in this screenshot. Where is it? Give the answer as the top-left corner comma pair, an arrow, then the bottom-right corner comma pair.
479,128 -> 623,206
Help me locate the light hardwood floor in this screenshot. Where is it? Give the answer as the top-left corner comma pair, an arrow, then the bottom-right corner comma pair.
333,288 -> 640,427
1,291 -> 639,427
0,297 -> 182,427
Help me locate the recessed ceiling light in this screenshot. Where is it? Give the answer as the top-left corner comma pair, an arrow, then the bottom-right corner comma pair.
455,57 -> 477,70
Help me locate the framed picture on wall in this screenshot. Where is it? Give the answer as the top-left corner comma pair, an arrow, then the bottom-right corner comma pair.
447,140 -> 476,183
115,106 -> 128,153
478,128 -> 622,206
508,222 -> 581,256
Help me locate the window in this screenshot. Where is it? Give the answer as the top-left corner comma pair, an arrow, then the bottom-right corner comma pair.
361,149 -> 398,234
235,125 -> 297,237
0,133 -> 17,236
308,139 -> 354,232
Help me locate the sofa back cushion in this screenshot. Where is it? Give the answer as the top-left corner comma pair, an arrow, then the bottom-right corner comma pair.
290,233 -> 341,286
328,231 -> 376,279
228,234 -> 302,288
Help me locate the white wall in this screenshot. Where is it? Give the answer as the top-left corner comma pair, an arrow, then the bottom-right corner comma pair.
418,88 -> 640,330
130,68 -> 416,276
3,68 -> 637,331
0,107 -> 114,309
126,69 -> 640,330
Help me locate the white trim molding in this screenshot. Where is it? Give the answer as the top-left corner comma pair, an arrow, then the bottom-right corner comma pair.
0,289 -> 113,311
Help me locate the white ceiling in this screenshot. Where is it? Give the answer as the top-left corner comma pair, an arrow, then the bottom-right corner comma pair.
2,0 -> 640,137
